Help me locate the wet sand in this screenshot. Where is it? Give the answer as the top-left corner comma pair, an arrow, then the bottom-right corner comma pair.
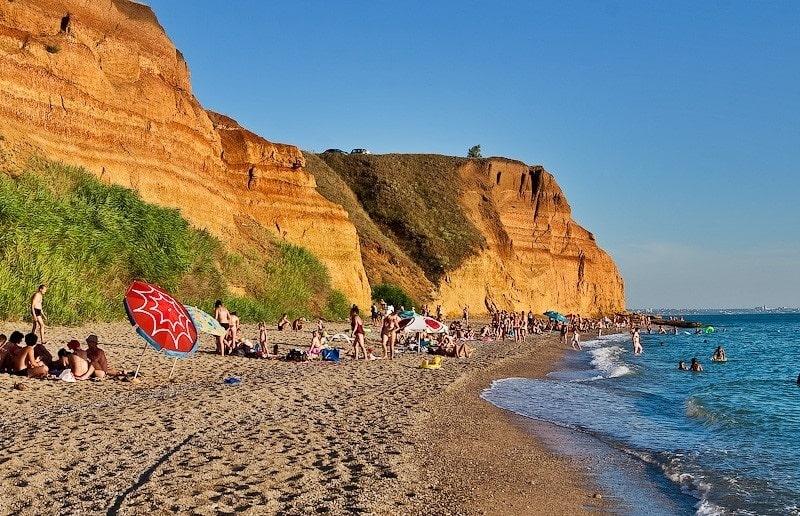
0,321 -> 606,515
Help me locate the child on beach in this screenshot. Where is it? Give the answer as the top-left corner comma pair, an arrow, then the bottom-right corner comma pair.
571,328 -> 582,351
258,322 -> 268,352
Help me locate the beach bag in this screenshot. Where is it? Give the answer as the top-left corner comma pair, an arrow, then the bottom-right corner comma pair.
321,348 -> 340,362
286,349 -> 307,362
58,369 -> 76,382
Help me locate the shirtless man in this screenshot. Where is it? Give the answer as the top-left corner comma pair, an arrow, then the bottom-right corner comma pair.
86,334 -> 118,377
277,313 -> 290,331
30,284 -> 47,343
214,300 -> 230,356
571,327 -> 582,351
462,306 -> 469,323
13,333 -> 48,378
1,331 -> 24,372
66,348 -> 97,380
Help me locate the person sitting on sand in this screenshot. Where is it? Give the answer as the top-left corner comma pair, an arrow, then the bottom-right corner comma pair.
214,300 -> 230,356
67,339 -> 87,360
712,346 -> 726,362
12,333 -> 49,378
308,330 -> 324,359
291,317 -> 306,331
86,335 -> 120,376
30,284 -> 47,344
690,357 -> 703,372
65,348 -> 98,380
454,338 -> 474,358
1,331 -> 24,373
0,334 -> 8,372
277,313 -> 289,331
678,360 -> 689,371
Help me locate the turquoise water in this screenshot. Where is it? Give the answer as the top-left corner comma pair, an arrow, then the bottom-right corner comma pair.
482,314 -> 800,515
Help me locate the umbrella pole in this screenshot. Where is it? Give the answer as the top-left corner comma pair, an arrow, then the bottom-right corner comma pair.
168,357 -> 178,380
133,342 -> 148,380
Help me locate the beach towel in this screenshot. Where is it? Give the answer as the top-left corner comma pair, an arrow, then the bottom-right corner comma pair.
58,369 -> 76,382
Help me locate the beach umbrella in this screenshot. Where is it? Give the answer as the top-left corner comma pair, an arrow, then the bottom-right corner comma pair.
399,314 -> 448,334
544,311 -> 568,323
124,280 -> 199,378
184,305 -> 226,337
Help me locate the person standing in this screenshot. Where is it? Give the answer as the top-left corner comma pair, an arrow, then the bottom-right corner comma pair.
350,307 -> 367,360
213,300 -> 230,356
30,284 -> 47,344
571,327 -> 582,351
462,306 -> 469,323
632,327 -> 643,355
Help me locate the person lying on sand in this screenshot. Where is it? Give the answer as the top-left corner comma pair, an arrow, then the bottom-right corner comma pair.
12,333 -> 49,378
86,335 -> 122,376
690,357 -> 703,372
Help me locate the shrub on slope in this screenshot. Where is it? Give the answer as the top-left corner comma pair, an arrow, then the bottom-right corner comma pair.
0,160 -> 348,324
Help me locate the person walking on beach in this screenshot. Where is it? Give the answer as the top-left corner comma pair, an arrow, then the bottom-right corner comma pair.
214,300 -> 230,356
632,328 -> 643,355
571,327 -> 582,351
350,306 -> 367,360
560,323 -> 568,345
30,284 -> 47,344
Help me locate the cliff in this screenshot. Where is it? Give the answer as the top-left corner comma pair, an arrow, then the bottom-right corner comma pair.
0,0 -> 624,317
0,0 -> 371,307
315,154 -> 625,316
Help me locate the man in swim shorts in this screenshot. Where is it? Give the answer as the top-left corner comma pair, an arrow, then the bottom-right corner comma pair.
12,333 -> 49,378
214,300 -> 230,356
30,284 -> 47,344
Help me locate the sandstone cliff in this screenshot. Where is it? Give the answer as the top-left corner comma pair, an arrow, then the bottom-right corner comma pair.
0,0 -> 624,317
0,0 -> 371,306
315,154 -> 625,316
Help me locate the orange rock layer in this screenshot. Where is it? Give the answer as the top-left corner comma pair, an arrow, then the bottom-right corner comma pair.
437,158 -> 625,316
0,0 -> 371,306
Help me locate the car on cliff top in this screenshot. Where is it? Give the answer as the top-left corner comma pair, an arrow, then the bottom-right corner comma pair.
350,148 -> 371,155
322,149 -> 346,154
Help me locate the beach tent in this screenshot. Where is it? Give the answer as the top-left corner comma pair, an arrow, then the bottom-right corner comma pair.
544,311 -> 568,323
124,280 -> 199,379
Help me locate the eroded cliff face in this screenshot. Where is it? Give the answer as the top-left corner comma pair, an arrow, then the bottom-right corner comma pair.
316,153 -> 625,317
0,0 -> 370,306
438,158 -> 625,316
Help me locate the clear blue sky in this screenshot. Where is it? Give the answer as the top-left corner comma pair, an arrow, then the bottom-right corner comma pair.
148,0 -> 799,308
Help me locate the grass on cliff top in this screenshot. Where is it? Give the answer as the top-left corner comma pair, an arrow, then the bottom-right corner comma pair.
317,152 -> 486,283
303,152 -> 434,300
0,160 -> 348,325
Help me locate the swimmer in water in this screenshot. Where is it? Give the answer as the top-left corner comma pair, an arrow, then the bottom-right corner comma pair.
712,346 -> 726,361
690,357 -> 703,372
678,360 -> 689,371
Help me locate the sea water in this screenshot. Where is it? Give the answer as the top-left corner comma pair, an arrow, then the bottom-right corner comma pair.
482,314 -> 800,515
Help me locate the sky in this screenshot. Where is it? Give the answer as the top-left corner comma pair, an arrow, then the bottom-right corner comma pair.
147,0 -> 799,308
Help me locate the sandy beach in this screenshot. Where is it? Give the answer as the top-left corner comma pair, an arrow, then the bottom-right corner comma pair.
0,320 -> 607,515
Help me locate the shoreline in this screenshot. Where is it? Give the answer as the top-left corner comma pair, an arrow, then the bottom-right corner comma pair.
0,321 -> 608,515
418,332 -> 611,515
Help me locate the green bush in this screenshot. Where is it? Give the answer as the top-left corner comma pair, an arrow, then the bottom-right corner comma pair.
0,160 -> 351,324
371,283 -> 415,311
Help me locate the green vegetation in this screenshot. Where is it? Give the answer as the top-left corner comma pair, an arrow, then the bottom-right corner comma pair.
317,153 -> 486,283
371,283 -> 416,311
0,160 -> 349,324
467,144 -> 482,158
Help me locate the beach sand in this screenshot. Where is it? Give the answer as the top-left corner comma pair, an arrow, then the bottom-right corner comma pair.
0,321 -> 606,515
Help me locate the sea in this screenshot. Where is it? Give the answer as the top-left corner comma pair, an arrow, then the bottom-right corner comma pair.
481,314 -> 800,515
